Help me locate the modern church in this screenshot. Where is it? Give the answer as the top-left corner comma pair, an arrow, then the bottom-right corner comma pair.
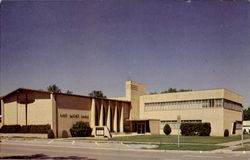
0,81 -> 243,137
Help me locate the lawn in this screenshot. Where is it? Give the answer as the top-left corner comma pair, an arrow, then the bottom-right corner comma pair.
111,134 -> 250,144
154,144 -> 225,151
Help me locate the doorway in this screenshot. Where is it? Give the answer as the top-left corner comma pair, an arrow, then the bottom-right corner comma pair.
137,122 -> 146,134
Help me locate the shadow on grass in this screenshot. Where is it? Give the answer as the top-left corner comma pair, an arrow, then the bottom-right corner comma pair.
0,153 -> 96,159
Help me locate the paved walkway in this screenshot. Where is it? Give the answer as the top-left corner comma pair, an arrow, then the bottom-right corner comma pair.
215,138 -> 250,152
217,138 -> 250,146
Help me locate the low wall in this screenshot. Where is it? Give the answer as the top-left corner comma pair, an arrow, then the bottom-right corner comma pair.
0,133 -> 47,138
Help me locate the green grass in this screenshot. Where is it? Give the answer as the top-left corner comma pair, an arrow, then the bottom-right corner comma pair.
111,134 -> 250,144
233,146 -> 250,151
154,144 -> 226,151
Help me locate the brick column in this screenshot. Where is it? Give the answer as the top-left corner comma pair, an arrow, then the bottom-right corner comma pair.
113,103 -> 117,132
99,103 -> 103,126
120,105 -> 124,133
1,99 -> 4,125
90,98 -> 96,128
107,102 -> 111,130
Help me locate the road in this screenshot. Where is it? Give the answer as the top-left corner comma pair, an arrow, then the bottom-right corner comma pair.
0,139 -> 250,160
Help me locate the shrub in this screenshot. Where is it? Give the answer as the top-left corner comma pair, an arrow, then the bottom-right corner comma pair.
0,125 -> 21,133
243,129 -> 247,134
29,125 -> 51,133
62,130 -> 68,138
0,124 -> 51,134
224,129 -> 229,137
48,129 -> 55,139
180,123 -> 211,136
163,124 -> 171,135
199,123 -> 211,136
19,125 -> 32,133
124,125 -> 130,132
70,121 -> 92,137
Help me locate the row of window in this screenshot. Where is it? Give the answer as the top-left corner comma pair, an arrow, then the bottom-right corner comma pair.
224,100 -> 242,112
144,99 -> 242,112
160,120 -> 202,129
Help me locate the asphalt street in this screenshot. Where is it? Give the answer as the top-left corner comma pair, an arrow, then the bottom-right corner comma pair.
0,139 -> 250,160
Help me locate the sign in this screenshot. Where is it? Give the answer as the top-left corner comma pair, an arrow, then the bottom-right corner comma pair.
60,113 -> 89,119
96,127 -> 104,136
177,115 -> 181,123
177,115 -> 181,148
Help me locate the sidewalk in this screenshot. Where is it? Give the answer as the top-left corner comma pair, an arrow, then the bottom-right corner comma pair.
1,137 -> 250,153
215,138 -> 250,152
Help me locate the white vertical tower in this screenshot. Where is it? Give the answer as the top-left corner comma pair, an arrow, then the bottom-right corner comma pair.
90,99 -> 96,128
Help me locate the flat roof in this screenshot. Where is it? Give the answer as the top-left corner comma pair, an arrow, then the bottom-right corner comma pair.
146,88 -> 242,97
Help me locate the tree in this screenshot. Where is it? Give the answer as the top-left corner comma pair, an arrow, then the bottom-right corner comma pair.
88,90 -> 106,98
161,88 -> 177,93
47,84 -> 61,93
66,90 -> 73,94
161,88 -> 192,94
149,92 -> 158,95
243,107 -> 250,120
179,89 -> 192,92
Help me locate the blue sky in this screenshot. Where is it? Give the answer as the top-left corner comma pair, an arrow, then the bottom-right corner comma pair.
0,0 -> 249,107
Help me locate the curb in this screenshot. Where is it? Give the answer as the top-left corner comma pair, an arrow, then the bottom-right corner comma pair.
1,141 -> 250,154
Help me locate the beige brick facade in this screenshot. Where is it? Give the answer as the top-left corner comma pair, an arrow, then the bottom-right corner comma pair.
0,81 -> 243,137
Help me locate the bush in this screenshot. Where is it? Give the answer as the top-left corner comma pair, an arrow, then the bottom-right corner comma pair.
180,123 -> 211,136
163,124 -> 171,135
48,129 -> 55,139
199,123 -> 211,136
0,125 -> 21,133
124,125 -> 130,132
224,129 -> 229,137
243,129 -> 247,134
0,124 -> 51,134
29,125 -> 51,133
62,130 -> 68,138
18,125 -> 32,133
70,121 -> 92,137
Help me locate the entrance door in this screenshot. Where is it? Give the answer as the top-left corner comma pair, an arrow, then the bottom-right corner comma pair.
137,122 -> 146,134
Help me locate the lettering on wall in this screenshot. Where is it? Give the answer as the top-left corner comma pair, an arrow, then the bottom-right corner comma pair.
81,115 -> 89,119
60,113 -> 68,118
70,114 -> 79,118
60,113 -> 89,119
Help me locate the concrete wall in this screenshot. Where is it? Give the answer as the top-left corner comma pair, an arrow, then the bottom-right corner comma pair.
149,120 -> 160,135
142,108 -> 224,136
125,81 -> 146,120
223,89 -> 242,104
17,103 -> 26,125
58,108 -> 91,137
56,94 -> 91,137
141,89 -> 226,103
139,89 -> 243,136
223,109 -> 242,135
3,91 -> 52,126
27,92 -> 52,125
4,101 -> 17,125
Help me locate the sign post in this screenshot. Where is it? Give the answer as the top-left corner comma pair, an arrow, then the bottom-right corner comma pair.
177,115 -> 181,148
241,109 -> 244,147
